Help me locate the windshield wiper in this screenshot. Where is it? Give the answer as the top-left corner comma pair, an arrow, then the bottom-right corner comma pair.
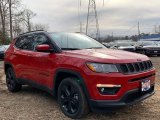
85,47 -> 103,49
61,48 -> 81,50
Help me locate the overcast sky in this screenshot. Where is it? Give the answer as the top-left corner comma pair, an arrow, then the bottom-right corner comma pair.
22,0 -> 160,36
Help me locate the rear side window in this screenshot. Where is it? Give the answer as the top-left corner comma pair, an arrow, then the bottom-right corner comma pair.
15,35 -> 34,51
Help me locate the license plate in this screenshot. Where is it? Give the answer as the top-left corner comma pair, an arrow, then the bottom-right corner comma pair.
154,51 -> 158,53
141,80 -> 150,92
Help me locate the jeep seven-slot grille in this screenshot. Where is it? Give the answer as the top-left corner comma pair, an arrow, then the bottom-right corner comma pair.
117,60 -> 153,74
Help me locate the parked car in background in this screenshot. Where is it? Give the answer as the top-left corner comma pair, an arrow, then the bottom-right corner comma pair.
135,41 -> 160,56
102,42 -> 115,48
110,42 -> 136,52
0,45 -> 10,59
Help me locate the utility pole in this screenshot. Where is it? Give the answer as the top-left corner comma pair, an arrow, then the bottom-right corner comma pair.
86,0 -> 100,41
78,0 -> 82,33
138,22 -> 140,36
154,25 -> 157,33
138,22 -> 140,40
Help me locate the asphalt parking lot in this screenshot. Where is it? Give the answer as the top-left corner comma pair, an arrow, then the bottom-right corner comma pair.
0,57 -> 160,120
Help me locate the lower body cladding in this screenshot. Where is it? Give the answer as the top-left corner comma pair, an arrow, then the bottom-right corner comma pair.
89,86 -> 154,112
84,69 -> 155,112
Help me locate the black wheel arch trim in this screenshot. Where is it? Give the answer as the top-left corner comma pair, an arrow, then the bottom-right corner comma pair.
4,62 -> 14,74
53,68 -> 91,100
4,62 -> 21,84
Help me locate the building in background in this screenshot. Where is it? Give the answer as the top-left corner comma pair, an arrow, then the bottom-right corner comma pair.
140,34 -> 160,41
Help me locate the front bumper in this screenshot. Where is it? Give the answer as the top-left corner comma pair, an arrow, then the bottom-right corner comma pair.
146,49 -> 160,55
83,68 -> 155,100
89,85 -> 154,112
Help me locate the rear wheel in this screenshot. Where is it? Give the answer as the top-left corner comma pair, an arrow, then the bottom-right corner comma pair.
6,68 -> 22,92
58,78 -> 89,119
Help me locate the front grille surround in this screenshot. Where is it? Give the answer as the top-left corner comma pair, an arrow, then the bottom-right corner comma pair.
116,60 -> 153,74
148,47 -> 160,50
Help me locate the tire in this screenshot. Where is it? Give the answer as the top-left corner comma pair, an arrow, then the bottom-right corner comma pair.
6,67 -> 22,92
58,78 -> 89,119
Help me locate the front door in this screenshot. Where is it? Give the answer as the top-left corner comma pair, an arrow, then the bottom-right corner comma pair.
26,33 -> 56,88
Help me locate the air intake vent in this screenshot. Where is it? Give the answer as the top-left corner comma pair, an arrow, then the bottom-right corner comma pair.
117,60 -> 153,74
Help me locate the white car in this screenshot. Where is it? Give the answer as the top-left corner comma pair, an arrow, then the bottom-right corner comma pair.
0,45 -> 10,59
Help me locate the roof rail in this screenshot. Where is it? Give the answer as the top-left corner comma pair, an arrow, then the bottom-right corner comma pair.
19,30 -> 46,36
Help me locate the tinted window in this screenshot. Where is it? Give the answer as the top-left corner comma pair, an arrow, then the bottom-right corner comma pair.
33,34 -> 49,51
137,41 -> 157,46
15,34 -> 49,51
15,35 -> 34,50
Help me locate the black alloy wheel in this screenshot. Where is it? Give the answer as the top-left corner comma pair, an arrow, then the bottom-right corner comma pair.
6,68 -> 21,92
60,84 -> 79,114
58,78 -> 89,119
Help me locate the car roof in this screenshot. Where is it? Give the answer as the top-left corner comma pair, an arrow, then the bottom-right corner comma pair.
18,30 -> 47,37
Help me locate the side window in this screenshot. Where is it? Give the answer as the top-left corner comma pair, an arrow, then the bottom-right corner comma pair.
15,35 -> 34,51
33,34 -> 49,51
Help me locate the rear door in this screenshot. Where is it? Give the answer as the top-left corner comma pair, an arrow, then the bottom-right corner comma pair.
13,35 -> 36,81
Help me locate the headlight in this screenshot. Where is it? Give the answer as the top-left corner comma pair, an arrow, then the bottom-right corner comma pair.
86,62 -> 119,73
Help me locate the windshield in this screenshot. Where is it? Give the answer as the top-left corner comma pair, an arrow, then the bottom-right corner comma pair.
49,33 -> 106,50
156,41 -> 160,45
142,41 -> 157,46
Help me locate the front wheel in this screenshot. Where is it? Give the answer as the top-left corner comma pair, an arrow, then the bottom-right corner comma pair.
58,78 -> 89,119
6,68 -> 22,92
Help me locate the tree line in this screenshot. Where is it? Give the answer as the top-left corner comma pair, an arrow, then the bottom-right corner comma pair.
0,0 -> 49,44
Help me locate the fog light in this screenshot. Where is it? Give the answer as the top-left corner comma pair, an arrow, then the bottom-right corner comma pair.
97,84 -> 121,95
100,87 -> 105,92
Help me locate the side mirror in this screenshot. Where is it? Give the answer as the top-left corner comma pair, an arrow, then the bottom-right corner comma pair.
36,44 -> 51,52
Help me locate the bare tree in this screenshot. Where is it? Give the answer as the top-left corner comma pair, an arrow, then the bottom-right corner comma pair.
0,0 -> 45,41
32,23 -> 49,31
0,0 -> 39,43
0,0 -> 9,44
12,11 -> 24,36
8,0 -> 20,39
8,0 -> 12,39
22,9 -> 36,32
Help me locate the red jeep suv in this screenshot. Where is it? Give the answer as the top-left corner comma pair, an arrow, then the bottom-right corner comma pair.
4,31 -> 155,119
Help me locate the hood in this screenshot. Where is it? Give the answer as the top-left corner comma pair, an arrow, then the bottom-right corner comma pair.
143,45 -> 160,48
63,49 -> 149,63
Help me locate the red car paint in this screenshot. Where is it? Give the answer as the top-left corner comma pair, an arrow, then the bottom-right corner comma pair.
4,32 -> 155,112
5,39 -> 155,101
